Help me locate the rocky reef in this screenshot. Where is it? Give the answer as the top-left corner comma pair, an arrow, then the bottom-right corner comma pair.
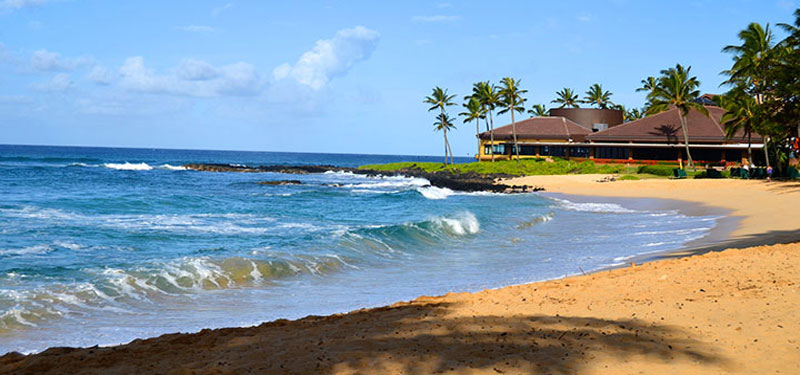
183,163 -> 543,194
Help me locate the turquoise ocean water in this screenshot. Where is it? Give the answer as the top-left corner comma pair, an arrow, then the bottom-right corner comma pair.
0,145 -> 719,353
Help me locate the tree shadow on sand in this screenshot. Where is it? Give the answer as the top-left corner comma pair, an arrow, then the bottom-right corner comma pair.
1,301 -> 730,375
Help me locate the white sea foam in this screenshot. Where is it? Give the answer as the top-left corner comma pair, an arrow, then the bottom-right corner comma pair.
417,186 -> 455,200
104,162 -> 153,171
158,164 -> 187,171
0,244 -> 53,256
432,211 -> 480,235
551,198 -> 637,213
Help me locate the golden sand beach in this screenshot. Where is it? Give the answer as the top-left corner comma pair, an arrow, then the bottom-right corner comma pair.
2,176 -> 799,375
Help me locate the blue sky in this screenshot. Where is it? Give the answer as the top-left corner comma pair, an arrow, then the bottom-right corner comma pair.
0,0 -> 797,156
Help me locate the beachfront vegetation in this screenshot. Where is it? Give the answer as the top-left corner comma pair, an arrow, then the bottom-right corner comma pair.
360,159 -> 628,176
583,83 -> 614,109
424,87 -> 457,165
469,81 -> 502,162
644,64 -> 708,171
551,88 -> 581,108
528,104 -> 549,117
497,77 -> 528,163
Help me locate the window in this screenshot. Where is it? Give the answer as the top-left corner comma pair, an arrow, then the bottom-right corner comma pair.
484,144 -> 508,155
595,147 -> 628,159
541,146 -> 566,157
570,147 -> 590,158
510,145 -> 537,155
632,148 -> 678,161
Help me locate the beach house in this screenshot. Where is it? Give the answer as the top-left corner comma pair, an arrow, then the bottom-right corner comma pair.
478,105 -> 763,165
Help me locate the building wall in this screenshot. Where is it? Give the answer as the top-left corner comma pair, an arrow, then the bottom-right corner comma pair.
548,108 -> 623,130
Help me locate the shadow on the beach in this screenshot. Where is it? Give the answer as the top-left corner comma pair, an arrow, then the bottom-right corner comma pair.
0,301 -> 729,375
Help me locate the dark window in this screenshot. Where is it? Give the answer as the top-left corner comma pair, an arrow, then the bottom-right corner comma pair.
691,148 -> 724,162
570,147 -> 590,158
631,148 -> 679,161
511,145 -> 537,155
724,149 -> 743,162
595,147 -> 628,159
541,146 -> 566,157
484,144 -> 508,155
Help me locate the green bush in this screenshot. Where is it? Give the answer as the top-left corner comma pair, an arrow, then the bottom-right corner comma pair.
619,175 -> 640,180
636,165 -> 676,176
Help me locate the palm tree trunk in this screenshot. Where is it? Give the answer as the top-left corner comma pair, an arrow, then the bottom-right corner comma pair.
443,128 -> 448,165
679,114 -> 695,171
511,108 -> 520,163
489,110 -> 495,162
763,136 -> 770,167
747,132 -> 752,164
475,119 -> 480,161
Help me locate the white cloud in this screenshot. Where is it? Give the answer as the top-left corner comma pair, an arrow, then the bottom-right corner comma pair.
176,59 -> 219,80
175,25 -> 217,33
31,49 -> 92,72
411,15 -> 460,23
576,13 -> 592,22
119,56 -> 261,97
212,3 -> 233,17
272,26 -> 379,90
1,0 -> 45,11
31,73 -> 72,92
86,65 -> 115,85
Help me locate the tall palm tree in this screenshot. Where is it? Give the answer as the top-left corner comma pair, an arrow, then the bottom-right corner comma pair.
646,64 -> 708,171
528,104 -> 549,117
473,81 -> 501,162
551,88 -> 581,108
584,83 -> 614,109
433,113 -> 456,165
424,87 -> 457,164
722,22 -> 777,167
718,89 -> 759,163
636,76 -> 658,113
459,97 -> 485,159
497,77 -> 527,163
778,8 -> 800,140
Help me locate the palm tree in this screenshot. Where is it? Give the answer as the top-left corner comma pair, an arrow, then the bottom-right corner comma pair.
459,97 -> 485,159
778,9 -> 800,140
528,104 -> 549,117
625,108 -> 644,122
497,77 -> 527,163
473,81 -> 501,162
646,64 -> 708,171
718,89 -> 759,163
424,86 -> 457,164
433,113 -> 456,165
722,22 -> 777,167
636,76 -> 658,113
551,88 -> 581,108
584,83 -> 614,109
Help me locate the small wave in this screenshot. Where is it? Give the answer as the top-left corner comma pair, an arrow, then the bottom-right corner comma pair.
69,162 -> 101,168
432,211 -> 480,235
0,244 -> 53,256
551,198 -> 637,213
103,162 -> 153,171
416,186 -> 454,200
516,211 -> 554,229
158,164 -> 187,171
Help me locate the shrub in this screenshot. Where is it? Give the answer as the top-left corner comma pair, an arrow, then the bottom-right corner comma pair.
637,165 -> 675,176
619,175 -> 640,180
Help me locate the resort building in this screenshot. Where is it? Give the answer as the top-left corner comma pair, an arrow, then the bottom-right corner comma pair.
478,105 -> 763,165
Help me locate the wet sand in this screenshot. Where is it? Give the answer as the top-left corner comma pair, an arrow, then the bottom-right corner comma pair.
2,177 -> 799,374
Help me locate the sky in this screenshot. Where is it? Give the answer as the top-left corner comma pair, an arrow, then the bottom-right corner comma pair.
0,0 -> 797,156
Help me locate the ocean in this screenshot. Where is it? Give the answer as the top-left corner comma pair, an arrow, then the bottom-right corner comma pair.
0,145 -> 719,353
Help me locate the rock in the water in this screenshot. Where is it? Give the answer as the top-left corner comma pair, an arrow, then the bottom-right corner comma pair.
257,180 -> 302,185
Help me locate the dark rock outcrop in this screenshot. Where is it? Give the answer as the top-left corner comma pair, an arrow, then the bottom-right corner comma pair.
257,180 -> 303,185
183,163 -> 543,194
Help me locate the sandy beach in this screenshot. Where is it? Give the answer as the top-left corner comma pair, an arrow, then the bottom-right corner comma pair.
2,177 -> 800,374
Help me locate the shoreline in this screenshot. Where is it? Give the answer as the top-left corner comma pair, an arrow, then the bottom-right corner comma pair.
2,175 -> 800,374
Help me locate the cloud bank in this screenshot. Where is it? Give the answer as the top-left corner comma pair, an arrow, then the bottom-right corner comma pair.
119,57 -> 261,97
272,26 -> 379,90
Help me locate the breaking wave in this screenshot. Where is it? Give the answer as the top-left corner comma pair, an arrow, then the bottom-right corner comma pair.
103,162 -> 153,171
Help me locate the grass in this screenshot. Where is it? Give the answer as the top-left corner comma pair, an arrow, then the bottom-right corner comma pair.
359,159 -> 633,176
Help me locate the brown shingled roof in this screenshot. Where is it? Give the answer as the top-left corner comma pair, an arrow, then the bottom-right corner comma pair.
479,116 -> 592,142
586,106 -> 762,144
